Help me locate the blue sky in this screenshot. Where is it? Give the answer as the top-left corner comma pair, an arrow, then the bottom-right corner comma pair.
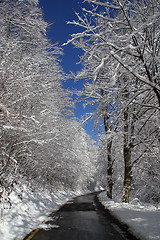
39,0 -> 83,73
39,0 -> 100,142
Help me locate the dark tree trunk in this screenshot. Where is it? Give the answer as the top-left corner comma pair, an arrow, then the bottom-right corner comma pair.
122,107 -> 134,203
100,74 -> 114,199
107,140 -> 113,199
103,112 -> 113,199
122,145 -> 133,203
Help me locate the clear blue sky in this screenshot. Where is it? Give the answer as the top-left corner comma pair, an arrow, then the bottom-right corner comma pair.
38,0 -> 99,142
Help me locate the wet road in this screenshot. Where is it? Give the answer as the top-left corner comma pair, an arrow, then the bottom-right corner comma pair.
25,193 -> 126,240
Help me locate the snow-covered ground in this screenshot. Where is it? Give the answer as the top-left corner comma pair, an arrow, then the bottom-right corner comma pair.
98,191 -> 160,240
0,185 -> 83,240
1,187 -> 159,240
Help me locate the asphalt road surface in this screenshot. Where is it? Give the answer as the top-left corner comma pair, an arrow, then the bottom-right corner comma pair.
24,193 -> 127,240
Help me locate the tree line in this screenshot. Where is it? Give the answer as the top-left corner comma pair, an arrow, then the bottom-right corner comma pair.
65,0 -> 160,203
0,0 -> 159,205
0,0 -> 99,204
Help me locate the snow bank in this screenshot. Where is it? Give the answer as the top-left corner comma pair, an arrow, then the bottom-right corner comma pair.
0,185 -> 79,240
98,191 -> 160,240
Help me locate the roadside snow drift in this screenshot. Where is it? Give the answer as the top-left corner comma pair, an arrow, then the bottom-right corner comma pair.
0,185 -> 79,240
99,192 -> 160,240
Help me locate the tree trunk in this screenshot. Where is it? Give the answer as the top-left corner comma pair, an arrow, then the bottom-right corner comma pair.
107,140 -> 113,199
122,108 -> 134,203
103,113 -> 113,199
100,76 -> 114,199
154,89 -> 160,109
122,145 -> 133,203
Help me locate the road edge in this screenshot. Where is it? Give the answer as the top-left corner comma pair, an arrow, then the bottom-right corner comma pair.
94,193 -> 143,240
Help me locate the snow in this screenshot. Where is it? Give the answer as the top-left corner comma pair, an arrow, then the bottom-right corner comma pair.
98,191 -> 160,240
94,56 -> 109,76
0,185 -> 82,240
0,104 -> 10,116
1,188 -> 159,240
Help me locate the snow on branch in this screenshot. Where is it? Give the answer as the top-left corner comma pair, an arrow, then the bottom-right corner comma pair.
93,56 -> 110,80
62,32 -> 92,46
86,0 -> 121,10
3,125 -> 28,133
0,104 -> 10,116
110,51 -> 160,92
2,152 -> 17,164
81,112 -> 94,125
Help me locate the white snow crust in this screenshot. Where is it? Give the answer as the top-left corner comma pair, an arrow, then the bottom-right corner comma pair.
98,192 -> 160,240
1,188 -> 159,240
0,185 -> 82,240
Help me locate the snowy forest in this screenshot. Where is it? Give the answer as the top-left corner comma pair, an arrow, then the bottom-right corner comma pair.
0,0 -> 100,207
0,0 -> 160,226
65,0 -> 160,204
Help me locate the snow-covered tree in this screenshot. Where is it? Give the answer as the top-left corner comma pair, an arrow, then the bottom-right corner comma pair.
0,0 -> 100,204
65,0 -> 160,202
0,0 -> 71,198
